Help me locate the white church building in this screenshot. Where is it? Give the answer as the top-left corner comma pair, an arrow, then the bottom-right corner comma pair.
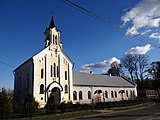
14,17 -> 137,108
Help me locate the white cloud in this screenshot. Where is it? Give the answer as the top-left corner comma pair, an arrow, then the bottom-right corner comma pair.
121,0 -> 160,35
80,57 -> 120,73
141,29 -> 151,35
125,44 -> 152,55
149,32 -> 160,41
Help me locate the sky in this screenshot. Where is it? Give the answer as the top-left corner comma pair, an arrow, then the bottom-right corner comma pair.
0,0 -> 160,89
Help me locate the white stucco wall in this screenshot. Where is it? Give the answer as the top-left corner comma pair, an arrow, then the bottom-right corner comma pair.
32,44 -> 73,107
72,85 -> 137,104
14,59 -> 33,102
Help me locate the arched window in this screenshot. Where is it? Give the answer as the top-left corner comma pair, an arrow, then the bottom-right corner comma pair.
65,71 -> 67,80
41,68 -> 44,78
130,91 -> 132,97
18,77 -> 22,92
105,91 -> 108,98
55,35 -> 57,45
26,73 -> 29,90
57,66 -> 59,77
133,90 -> 135,97
73,91 -> 77,100
51,65 -> 53,77
53,35 -> 54,44
40,84 -> 44,94
79,91 -> 83,100
54,63 -> 56,77
115,91 -> 117,98
88,91 -> 91,99
65,85 -> 68,93
126,90 -> 128,97
111,91 -> 114,98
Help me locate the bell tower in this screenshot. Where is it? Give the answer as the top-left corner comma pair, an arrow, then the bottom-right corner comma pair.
44,17 -> 62,49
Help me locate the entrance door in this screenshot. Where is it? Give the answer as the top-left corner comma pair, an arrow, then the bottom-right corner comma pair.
50,87 -> 61,104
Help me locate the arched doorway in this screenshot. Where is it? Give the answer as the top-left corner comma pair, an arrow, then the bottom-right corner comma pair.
50,87 -> 61,104
119,90 -> 125,100
94,90 -> 102,103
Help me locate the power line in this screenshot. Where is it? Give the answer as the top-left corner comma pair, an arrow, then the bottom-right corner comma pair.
60,0 -> 160,48
0,61 -> 15,68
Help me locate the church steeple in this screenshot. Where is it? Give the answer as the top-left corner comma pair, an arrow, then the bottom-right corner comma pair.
49,16 -> 55,29
44,17 -> 62,49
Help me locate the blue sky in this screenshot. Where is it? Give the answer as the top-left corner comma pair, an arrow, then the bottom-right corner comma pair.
0,0 -> 160,89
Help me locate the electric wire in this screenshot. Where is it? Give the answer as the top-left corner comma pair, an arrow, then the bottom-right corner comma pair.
60,0 -> 160,48
0,61 -> 15,68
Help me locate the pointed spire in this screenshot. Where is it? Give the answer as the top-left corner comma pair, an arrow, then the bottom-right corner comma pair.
49,16 -> 56,28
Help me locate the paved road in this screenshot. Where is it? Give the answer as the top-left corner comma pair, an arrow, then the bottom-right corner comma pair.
74,103 -> 160,120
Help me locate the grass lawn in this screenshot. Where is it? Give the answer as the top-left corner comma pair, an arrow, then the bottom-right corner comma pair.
12,102 -> 154,120
13,110 -> 100,120
111,102 -> 154,111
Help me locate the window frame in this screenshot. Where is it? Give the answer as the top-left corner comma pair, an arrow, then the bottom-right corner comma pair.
126,90 -> 128,97
51,65 -> 53,77
114,91 -> 117,98
88,91 -> 91,99
40,84 -> 44,94
79,91 -> 83,100
65,71 -> 67,80
64,85 -> 68,93
41,68 -> 44,79
73,91 -> 77,100
105,91 -> 108,98
111,91 -> 114,98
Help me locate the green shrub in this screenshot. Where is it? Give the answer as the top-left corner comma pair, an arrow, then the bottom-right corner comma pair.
0,87 -> 13,119
46,95 -> 59,114
23,92 -> 39,117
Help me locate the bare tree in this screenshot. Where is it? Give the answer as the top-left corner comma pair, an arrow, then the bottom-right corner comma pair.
121,54 -> 136,82
121,54 -> 149,97
121,54 -> 149,83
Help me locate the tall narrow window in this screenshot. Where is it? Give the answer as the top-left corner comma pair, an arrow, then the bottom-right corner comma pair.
111,91 -> 114,98
88,91 -> 91,99
133,90 -> 135,97
126,90 -> 128,97
41,68 -> 44,78
57,66 -> 59,77
51,65 -> 53,77
79,91 -> 83,100
26,73 -> 29,90
65,85 -> 68,93
40,84 -> 44,94
55,35 -> 57,45
52,35 -> 54,44
115,91 -> 117,98
73,91 -> 77,100
65,71 -> 67,80
105,91 -> 108,98
19,77 -> 22,91
54,63 -> 56,77
130,91 -> 132,98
